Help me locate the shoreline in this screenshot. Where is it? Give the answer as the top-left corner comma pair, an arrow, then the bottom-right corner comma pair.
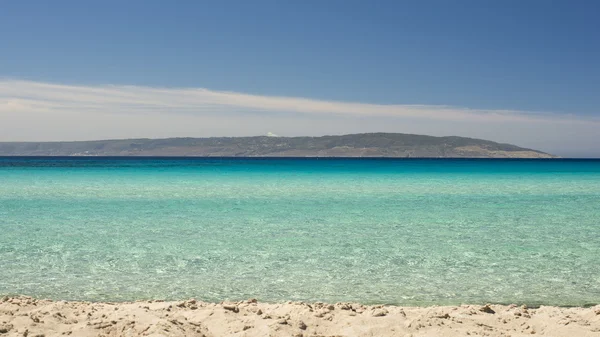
1,296 -> 599,336
2,294 -> 598,309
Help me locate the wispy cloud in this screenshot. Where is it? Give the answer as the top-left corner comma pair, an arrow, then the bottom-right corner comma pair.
0,79 -> 598,156
1,79 -> 592,123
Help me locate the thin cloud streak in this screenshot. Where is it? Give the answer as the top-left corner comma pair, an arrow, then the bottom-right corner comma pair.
0,79 -> 598,157
1,79 -> 595,123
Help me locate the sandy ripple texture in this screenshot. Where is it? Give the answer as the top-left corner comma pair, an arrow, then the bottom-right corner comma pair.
1,296 -> 599,337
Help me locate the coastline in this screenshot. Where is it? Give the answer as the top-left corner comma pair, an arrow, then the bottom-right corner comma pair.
1,296 -> 599,337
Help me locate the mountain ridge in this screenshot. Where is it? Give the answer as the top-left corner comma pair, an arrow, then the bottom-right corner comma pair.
0,133 -> 556,158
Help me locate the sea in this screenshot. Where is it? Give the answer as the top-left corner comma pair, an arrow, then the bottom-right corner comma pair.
1,157 -> 599,307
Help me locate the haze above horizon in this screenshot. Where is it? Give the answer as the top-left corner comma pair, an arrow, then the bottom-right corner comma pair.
1,0 -> 599,157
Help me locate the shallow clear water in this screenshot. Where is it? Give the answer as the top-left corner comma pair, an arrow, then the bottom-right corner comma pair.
1,157 -> 600,306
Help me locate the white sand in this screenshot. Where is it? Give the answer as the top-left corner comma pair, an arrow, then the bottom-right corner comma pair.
1,296 -> 599,336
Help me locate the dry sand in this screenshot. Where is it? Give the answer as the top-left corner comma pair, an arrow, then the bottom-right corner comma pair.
1,296 -> 599,337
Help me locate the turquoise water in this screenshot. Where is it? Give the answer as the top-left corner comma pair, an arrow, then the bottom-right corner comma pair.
1,158 -> 600,306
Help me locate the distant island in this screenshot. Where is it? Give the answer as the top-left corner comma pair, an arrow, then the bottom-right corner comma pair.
0,133 -> 556,158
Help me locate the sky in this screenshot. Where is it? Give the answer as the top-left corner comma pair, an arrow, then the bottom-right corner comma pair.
0,0 -> 599,157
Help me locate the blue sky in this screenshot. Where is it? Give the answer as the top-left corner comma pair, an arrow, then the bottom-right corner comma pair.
0,0 -> 599,156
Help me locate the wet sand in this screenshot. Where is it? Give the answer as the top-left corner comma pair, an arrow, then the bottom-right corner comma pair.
1,296 -> 599,336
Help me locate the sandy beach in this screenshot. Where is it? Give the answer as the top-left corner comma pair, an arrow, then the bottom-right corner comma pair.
0,296 -> 598,337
